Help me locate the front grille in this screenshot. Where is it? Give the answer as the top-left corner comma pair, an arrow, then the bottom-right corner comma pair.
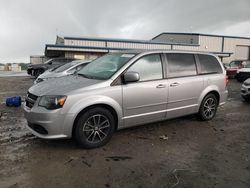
25,92 -> 38,108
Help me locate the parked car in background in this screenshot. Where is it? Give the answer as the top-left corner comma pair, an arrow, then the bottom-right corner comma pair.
223,63 -> 230,70
27,58 -> 77,78
226,60 -> 244,78
34,60 -> 90,84
241,78 -> 250,102
24,50 -> 228,149
235,63 -> 250,82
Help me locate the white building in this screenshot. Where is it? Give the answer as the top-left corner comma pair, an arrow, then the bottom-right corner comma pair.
152,33 -> 250,63
32,33 -> 250,64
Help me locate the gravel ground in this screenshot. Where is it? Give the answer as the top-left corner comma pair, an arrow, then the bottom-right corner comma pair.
0,77 -> 249,188
0,71 -> 28,77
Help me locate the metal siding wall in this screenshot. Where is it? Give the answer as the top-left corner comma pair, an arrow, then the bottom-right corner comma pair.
235,46 -> 249,60
64,39 -> 106,47
106,42 -> 171,50
198,36 -> 223,52
223,38 -> 250,63
172,45 -> 200,51
153,34 -> 199,44
65,52 -> 103,60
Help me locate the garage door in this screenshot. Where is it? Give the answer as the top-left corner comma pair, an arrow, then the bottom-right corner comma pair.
235,46 -> 249,60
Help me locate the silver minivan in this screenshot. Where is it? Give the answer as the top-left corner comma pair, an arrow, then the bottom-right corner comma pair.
24,50 -> 228,148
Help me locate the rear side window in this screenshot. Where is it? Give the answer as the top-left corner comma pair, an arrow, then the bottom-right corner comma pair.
127,54 -> 163,81
198,54 -> 222,74
166,53 -> 197,78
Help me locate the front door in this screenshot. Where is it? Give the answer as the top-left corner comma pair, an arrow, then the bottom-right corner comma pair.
122,54 -> 168,127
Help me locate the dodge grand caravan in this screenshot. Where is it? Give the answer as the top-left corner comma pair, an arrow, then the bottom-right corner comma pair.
24,50 -> 228,148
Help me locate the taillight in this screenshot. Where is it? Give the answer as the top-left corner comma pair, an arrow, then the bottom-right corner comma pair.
225,75 -> 229,87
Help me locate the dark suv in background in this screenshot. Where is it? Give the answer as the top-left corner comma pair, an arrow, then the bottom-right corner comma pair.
27,58 -> 77,78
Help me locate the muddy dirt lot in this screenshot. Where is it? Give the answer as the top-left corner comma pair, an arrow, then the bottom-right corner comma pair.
0,77 -> 249,188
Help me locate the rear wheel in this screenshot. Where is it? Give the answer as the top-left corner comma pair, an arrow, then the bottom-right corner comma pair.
198,93 -> 218,121
74,107 -> 115,149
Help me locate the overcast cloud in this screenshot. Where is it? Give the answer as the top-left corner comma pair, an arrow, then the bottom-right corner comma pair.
0,0 -> 250,63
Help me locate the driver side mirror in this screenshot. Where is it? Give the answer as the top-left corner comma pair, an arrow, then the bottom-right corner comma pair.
123,72 -> 140,83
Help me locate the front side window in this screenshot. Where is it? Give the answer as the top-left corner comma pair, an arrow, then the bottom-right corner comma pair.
198,54 -> 222,74
167,53 -> 197,78
77,53 -> 135,80
127,54 -> 163,82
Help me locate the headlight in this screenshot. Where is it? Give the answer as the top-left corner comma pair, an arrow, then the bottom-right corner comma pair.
35,78 -> 45,84
38,95 -> 67,110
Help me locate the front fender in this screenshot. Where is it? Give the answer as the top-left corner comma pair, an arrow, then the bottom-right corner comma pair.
67,95 -> 123,127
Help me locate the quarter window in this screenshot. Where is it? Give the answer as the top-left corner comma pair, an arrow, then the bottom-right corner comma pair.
166,54 -> 197,78
127,54 -> 163,81
198,54 -> 222,74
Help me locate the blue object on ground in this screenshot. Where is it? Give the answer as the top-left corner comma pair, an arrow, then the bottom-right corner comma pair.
6,96 -> 22,107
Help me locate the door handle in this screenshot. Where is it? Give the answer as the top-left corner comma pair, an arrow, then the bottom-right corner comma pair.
156,84 -> 166,88
170,82 -> 180,87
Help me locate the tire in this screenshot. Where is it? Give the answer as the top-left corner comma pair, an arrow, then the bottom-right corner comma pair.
74,107 -> 115,149
198,93 -> 218,121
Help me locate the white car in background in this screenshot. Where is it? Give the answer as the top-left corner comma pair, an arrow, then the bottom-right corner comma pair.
235,62 -> 250,82
241,78 -> 250,102
34,60 -> 90,84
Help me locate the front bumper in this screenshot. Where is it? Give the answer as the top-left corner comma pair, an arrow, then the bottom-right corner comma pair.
241,85 -> 250,98
23,104 -> 75,139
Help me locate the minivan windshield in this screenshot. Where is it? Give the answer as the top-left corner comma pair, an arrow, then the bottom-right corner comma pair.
77,53 -> 135,80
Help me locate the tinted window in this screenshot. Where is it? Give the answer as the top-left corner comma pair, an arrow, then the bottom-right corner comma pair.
230,61 -> 242,68
167,54 -> 197,78
127,54 -> 163,81
198,54 -> 222,74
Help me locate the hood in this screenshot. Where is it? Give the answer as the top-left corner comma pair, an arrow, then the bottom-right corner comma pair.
238,68 -> 250,73
38,70 -> 53,79
29,75 -> 104,96
38,71 -> 64,79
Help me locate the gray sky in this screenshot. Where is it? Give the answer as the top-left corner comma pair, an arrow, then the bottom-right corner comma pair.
0,0 -> 250,63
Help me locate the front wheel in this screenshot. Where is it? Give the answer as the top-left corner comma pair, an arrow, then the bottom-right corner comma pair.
74,107 -> 115,149
198,94 -> 218,121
